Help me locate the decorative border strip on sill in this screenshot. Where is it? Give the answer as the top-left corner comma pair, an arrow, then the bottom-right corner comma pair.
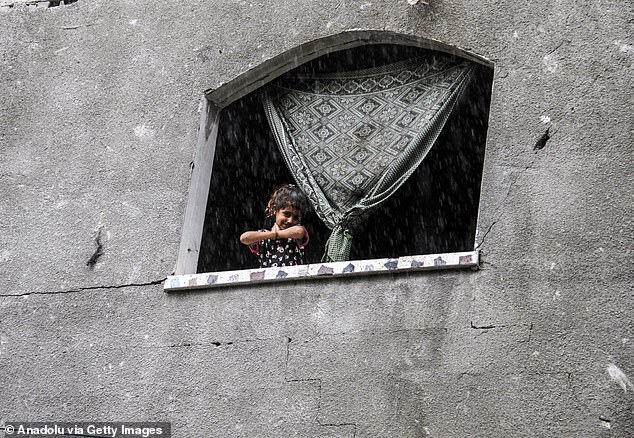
164,250 -> 478,292
0,0 -> 77,11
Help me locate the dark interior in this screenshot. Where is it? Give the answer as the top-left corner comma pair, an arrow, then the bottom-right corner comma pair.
198,44 -> 494,273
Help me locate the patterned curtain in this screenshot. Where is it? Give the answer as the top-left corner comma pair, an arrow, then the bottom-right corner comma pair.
262,56 -> 473,262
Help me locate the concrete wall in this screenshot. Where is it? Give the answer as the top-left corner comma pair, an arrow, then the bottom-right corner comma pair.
1,0 -> 632,436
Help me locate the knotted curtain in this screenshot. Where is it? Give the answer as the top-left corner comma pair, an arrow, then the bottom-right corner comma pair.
262,56 -> 473,261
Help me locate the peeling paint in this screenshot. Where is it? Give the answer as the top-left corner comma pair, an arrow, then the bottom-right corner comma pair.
607,364 -> 632,392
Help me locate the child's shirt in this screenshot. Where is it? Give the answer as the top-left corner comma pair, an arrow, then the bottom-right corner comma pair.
249,227 -> 309,268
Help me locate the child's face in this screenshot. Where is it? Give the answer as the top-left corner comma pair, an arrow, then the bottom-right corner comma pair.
274,206 -> 302,230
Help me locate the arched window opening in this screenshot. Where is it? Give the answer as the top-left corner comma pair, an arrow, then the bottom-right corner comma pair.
196,43 -> 493,273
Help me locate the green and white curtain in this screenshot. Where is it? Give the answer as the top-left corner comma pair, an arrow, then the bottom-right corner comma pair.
262,55 -> 473,262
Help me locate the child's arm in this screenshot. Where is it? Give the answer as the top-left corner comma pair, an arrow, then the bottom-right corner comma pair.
240,230 -> 276,245
276,225 -> 306,240
239,225 -> 306,245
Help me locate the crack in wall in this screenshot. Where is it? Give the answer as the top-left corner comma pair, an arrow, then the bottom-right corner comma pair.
476,133 -> 550,250
475,220 -> 498,250
476,158 -> 531,249
469,321 -> 534,331
599,415 -> 611,429
470,321 -> 498,330
293,328 -> 448,342
285,336 -> 358,436
12,337 -> 280,354
476,122 -> 562,250
470,321 -> 534,343
563,371 -> 584,406
527,322 -> 534,343
0,278 -> 166,298
477,119 -> 565,250
547,39 -> 571,55
285,336 -> 292,371
86,227 -> 104,268
457,371 -> 481,380
168,341 -> 200,348
604,406 -> 634,435
165,338 -> 267,349
534,127 -> 551,151
478,258 -> 498,270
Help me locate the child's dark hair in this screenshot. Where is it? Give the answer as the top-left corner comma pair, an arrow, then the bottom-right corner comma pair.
265,184 -> 309,217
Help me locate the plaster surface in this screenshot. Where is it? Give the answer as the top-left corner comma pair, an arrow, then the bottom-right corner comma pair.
1,0 -> 632,437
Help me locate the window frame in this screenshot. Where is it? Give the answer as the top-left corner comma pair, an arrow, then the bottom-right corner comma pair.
172,31 -> 492,289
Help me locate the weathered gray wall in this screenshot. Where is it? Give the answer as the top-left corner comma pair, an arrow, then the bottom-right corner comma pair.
1,0 -> 632,436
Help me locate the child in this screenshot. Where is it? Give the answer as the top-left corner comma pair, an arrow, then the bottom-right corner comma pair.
240,184 -> 310,268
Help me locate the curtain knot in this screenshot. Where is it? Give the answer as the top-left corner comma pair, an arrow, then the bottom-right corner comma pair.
323,225 -> 353,262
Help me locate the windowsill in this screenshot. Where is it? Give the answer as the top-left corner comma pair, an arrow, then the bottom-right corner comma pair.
164,250 -> 479,292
